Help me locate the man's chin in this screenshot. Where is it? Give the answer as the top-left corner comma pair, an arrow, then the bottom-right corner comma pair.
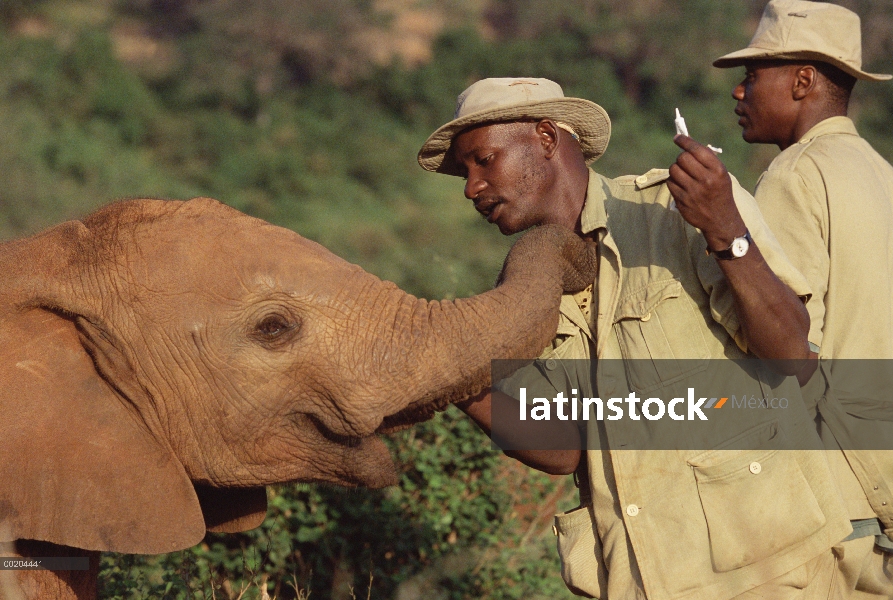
741,129 -> 774,146
496,220 -> 524,236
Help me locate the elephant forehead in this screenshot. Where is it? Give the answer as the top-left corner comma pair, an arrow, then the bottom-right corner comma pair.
234,226 -> 362,284
129,216 -> 365,295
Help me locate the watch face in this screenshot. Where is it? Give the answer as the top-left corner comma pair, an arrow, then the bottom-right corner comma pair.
731,237 -> 750,258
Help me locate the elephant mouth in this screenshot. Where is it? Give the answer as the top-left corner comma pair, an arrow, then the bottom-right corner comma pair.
306,413 -> 364,448
302,413 -> 399,488
376,396 -> 449,434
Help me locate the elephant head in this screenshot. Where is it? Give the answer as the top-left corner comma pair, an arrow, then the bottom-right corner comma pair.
0,197 -> 595,555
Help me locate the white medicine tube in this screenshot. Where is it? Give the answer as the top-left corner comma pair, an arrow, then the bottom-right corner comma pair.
674,108 -> 689,137
675,108 -> 722,153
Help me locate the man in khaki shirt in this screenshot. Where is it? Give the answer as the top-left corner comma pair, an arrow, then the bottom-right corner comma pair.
713,1 -> 893,596
418,77 -> 853,599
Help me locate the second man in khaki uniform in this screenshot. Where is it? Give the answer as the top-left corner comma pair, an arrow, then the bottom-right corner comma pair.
713,1 -> 893,596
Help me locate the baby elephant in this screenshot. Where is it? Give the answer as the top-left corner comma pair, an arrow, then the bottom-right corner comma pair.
0,197 -> 596,599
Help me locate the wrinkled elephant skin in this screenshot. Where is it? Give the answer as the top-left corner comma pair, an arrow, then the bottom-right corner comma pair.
0,198 -> 596,599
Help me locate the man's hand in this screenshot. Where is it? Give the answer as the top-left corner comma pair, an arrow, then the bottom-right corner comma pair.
667,135 -> 748,251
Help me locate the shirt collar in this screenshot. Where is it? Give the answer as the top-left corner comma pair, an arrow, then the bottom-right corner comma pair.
579,168 -> 609,235
797,116 -> 859,145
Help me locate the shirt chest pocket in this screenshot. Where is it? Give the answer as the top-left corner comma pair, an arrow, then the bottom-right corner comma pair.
612,278 -> 709,393
534,314 -> 593,395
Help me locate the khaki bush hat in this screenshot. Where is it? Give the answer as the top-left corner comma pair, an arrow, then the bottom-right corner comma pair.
417,77 -> 611,176
713,0 -> 891,81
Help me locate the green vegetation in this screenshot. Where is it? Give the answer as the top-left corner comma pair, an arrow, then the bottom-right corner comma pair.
98,410 -> 577,600
3,1 -> 892,597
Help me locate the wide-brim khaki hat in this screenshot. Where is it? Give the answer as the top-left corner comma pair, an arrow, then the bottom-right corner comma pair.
418,77 -> 611,176
713,0 -> 891,82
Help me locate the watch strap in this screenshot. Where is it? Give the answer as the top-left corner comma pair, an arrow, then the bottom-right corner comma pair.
709,231 -> 751,260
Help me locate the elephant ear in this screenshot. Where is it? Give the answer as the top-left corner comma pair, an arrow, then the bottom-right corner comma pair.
73,316 -> 270,536
0,307 -> 206,553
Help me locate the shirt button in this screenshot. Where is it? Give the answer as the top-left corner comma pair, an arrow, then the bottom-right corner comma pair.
749,462 -> 762,475
545,359 -> 557,370
635,175 -> 648,186
552,525 -> 559,536
640,312 -> 652,322
626,504 -> 640,517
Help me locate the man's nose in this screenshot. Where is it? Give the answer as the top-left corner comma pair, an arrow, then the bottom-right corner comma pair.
732,82 -> 745,101
465,174 -> 486,200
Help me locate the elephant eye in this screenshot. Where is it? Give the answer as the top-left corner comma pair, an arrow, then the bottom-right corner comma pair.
252,314 -> 299,346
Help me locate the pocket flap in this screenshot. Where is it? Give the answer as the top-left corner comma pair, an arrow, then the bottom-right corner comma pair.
690,450 -> 826,572
555,503 -> 597,534
686,420 -> 781,469
614,278 -> 681,321
685,423 -> 827,572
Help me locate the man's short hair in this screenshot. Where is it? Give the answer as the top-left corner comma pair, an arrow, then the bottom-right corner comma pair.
813,61 -> 857,108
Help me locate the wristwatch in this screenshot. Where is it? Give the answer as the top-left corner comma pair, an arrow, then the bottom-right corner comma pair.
708,231 -> 752,260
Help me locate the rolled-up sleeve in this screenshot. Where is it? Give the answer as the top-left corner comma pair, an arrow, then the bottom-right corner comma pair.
694,174 -> 814,351
753,163 -> 829,349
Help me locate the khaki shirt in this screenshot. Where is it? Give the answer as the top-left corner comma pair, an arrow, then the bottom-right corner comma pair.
501,169 -> 851,600
753,116 -> 893,532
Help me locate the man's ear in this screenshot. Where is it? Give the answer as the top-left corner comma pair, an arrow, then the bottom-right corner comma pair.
792,64 -> 818,100
536,119 -> 561,159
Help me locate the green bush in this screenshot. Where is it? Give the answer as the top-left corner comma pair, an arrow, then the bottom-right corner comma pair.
99,409 -> 579,599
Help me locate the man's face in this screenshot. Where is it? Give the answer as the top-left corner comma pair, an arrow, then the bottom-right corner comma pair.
732,61 -> 800,145
451,121 -> 553,235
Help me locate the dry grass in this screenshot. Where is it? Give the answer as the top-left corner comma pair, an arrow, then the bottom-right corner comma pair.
200,563 -> 374,600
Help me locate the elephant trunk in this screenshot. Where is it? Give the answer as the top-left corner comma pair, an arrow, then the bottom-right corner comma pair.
370,225 -> 596,430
